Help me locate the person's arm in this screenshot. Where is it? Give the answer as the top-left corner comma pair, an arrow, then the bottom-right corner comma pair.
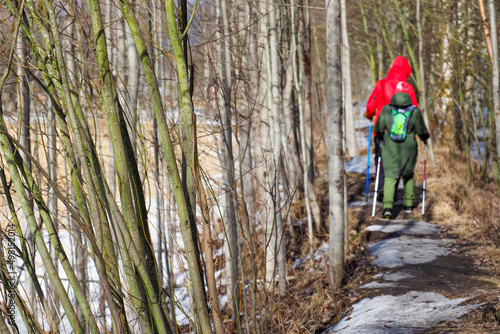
366,83 -> 380,119
414,108 -> 430,142
373,105 -> 389,137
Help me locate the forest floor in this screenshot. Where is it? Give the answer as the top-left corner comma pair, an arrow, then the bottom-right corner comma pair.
282,146 -> 500,333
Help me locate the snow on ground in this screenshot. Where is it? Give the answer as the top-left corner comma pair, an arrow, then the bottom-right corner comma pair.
325,216 -> 482,333
383,271 -> 414,282
326,291 -> 479,334
360,281 -> 396,289
344,154 -> 376,175
365,220 -> 440,235
369,235 -> 451,268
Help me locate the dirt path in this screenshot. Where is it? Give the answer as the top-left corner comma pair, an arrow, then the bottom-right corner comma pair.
324,211 -> 500,333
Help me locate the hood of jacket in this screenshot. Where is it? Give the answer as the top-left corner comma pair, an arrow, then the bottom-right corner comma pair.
386,56 -> 412,81
390,92 -> 413,108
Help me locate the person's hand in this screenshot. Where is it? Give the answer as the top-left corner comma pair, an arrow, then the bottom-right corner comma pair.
364,111 -> 369,119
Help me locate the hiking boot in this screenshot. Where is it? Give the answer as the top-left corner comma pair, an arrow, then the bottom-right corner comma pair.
404,206 -> 413,214
383,208 -> 392,219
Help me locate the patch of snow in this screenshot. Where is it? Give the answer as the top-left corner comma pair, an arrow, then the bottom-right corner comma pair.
219,294 -> 229,307
348,200 -> 370,207
365,221 -> 440,235
383,271 -> 414,282
360,281 -> 396,289
325,291 -> 480,333
345,154 -> 376,174
369,236 -> 450,268
314,243 -> 329,261
292,258 -> 306,269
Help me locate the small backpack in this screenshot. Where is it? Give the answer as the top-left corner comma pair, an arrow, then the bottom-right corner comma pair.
389,105 -> 416,142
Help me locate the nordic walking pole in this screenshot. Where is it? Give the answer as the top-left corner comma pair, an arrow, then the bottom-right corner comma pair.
372,156 -> 381,218
422,144 -> 427,216
365,121 -> 372,202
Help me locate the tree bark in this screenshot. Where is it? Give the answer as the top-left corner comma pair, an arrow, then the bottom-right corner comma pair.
326,0 -> 346,290
215,0 -> 240,326
126,0 -> 139,155
487,0 -> 500,185
16,30 -> 37,315
417,0 -> 436,165
341,0 -> 356,157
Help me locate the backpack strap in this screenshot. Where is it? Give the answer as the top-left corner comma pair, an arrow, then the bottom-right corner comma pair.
390,105 -> 416,112
406,105 -> 416,113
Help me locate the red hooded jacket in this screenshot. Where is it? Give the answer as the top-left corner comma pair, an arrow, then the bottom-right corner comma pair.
366,56 -> 419,130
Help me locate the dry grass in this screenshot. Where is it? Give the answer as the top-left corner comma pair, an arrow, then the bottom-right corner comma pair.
424,147 -> 500,277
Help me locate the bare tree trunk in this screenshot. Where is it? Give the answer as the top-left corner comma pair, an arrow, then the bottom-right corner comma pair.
127,0 -> 139,155
215,0 -> 240,326
164,0 -> 214,331
297,2 -> 322,231
290,0 -> 314,255
377,34 -> 383,80
359,0 -> 378,86
417,0 -> 436,165
165,165 -> 177,325
107,2 -> 117,198
341,0 -> 356,157
282,4 -> 301,194
152,0 -> 165,291
487,0 -> 500,183
280,25 -> 298,240
257,0 -> 274,292
326,0 -> 346,290
240,0 -> 258,236
16,31 -> 37,314
266,0 -> 286,295
239,2 -> 260,330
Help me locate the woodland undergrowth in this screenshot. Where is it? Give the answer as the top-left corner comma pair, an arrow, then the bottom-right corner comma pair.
260,145 -> 500,333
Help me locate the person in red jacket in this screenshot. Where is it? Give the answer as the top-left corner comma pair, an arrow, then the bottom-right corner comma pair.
365,56 -> 419,198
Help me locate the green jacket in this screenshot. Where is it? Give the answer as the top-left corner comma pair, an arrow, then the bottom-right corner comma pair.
374,92 -> 430,178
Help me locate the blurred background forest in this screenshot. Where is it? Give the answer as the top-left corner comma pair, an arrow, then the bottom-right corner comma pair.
0,0 -> 499,333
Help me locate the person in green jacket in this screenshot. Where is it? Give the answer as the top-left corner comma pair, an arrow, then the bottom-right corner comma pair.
374,92 -> 430,219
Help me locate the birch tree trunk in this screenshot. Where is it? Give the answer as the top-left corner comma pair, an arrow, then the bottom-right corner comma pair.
280,9 -> 298,239
487,0 -> 500,182
341,0 -> 357,157
326,0 -> 346,290
264,0 -> 287,295
257,0 -> 275,290
215,0 -> 240,326
152,0 -> 164,290
127,0 -> 139,155
282,2 -> 302,195
290,0 -> 314,253
240,0 -> 258,236
271,5 -> 287,298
